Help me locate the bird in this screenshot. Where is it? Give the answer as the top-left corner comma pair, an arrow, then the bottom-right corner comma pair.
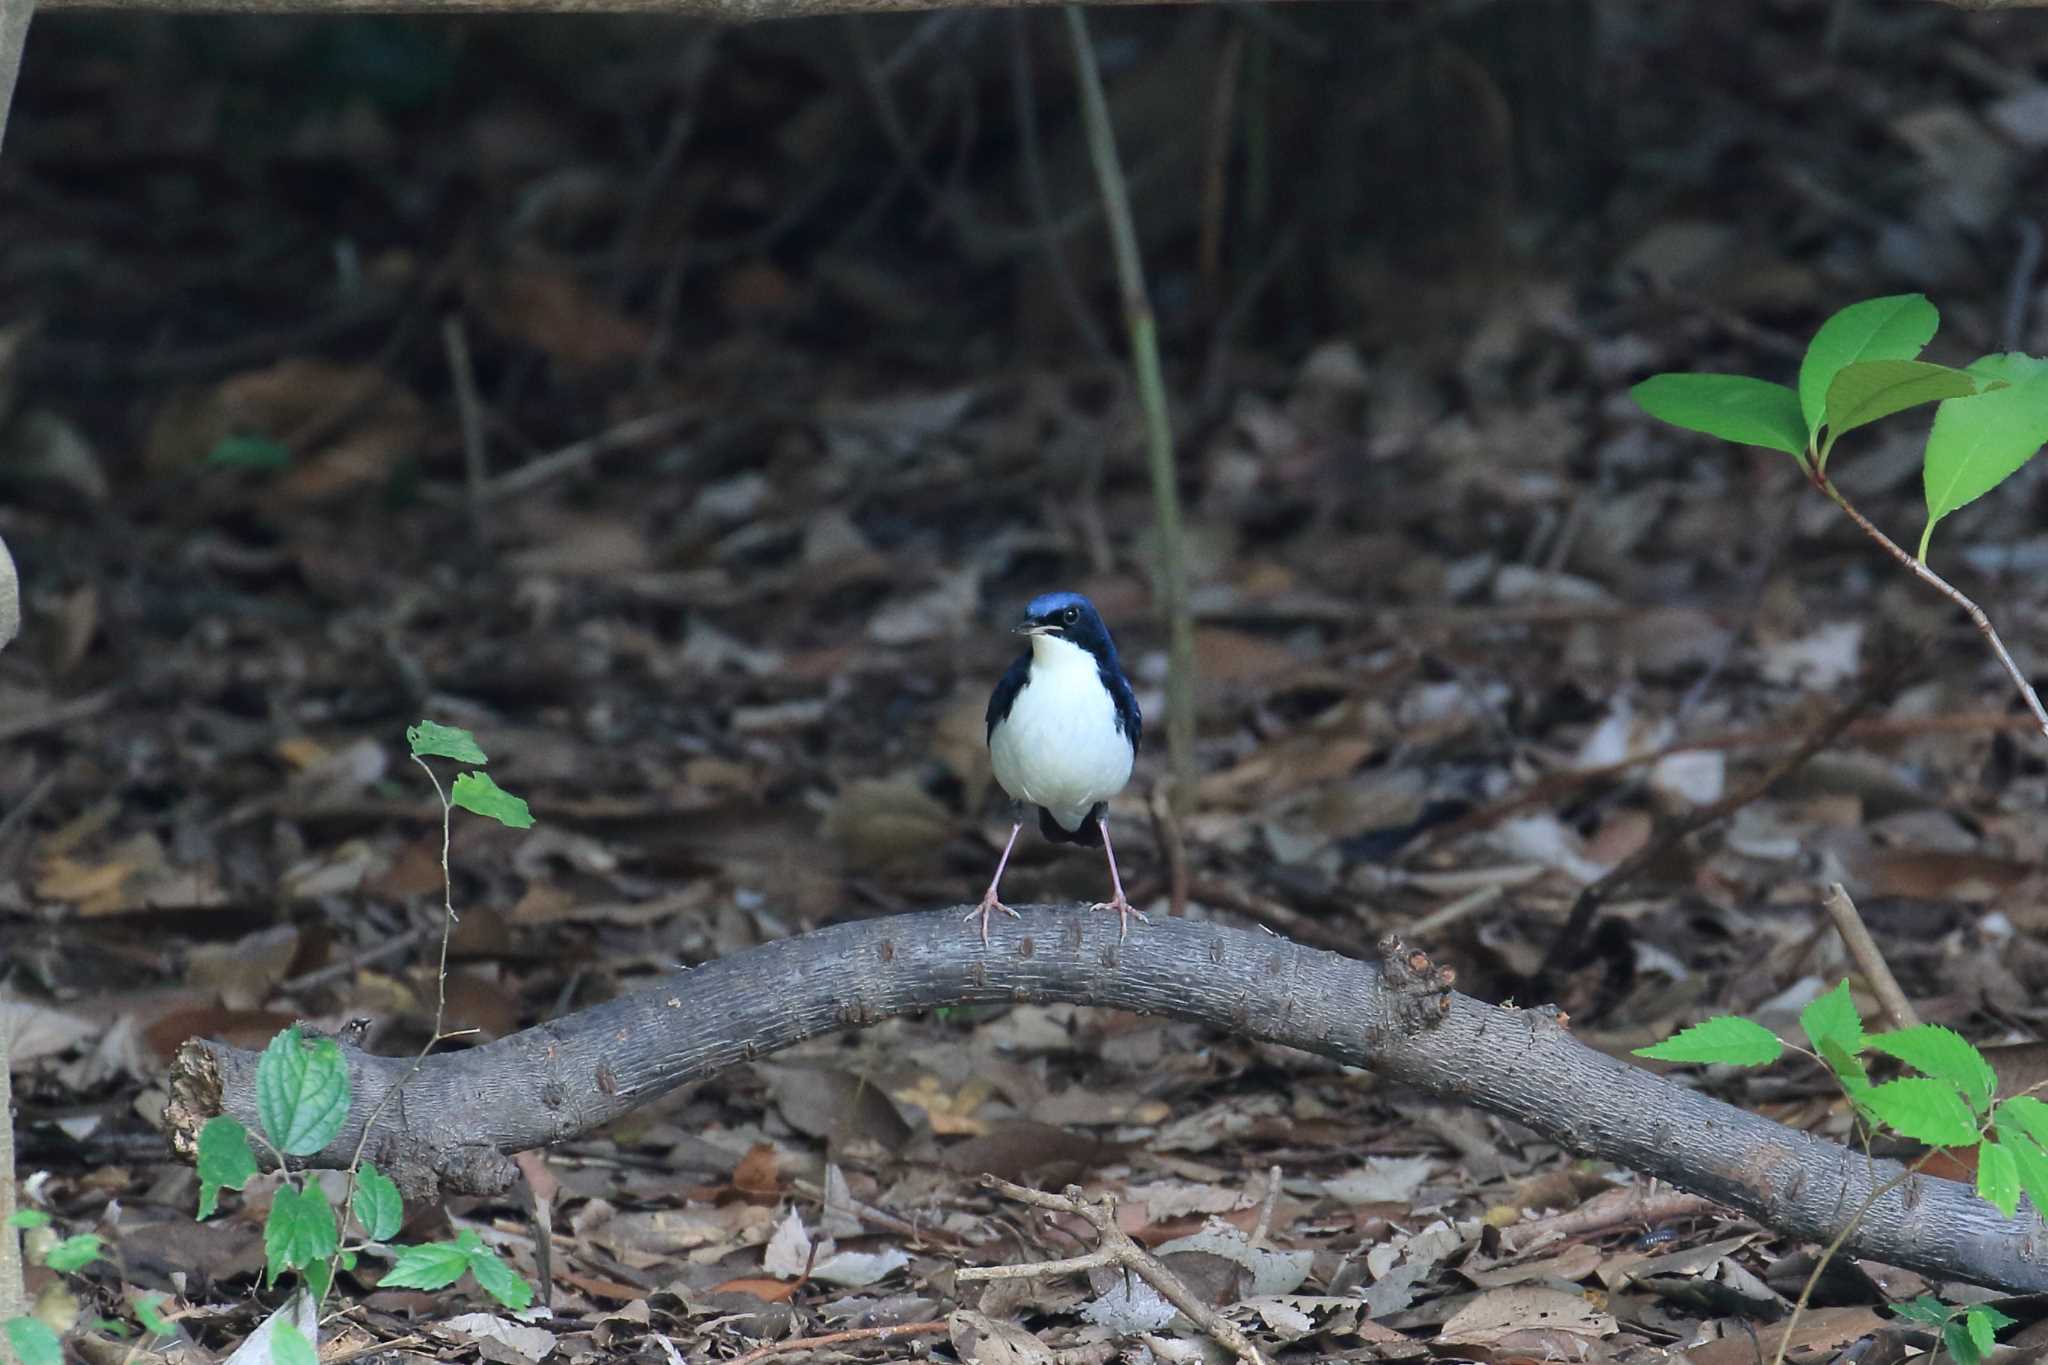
969,591 -> 1143,943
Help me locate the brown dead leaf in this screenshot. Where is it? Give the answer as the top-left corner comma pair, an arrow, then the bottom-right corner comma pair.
185,925 -> 301,1009
822,777 -> 956,872
1865,850 -> 2034,902
1438,1285 -> 1616,1347
707,1276 -> 800,1303
469,261 -> 651,370
732,1142 -> 782,1195
949,1310 -> 1056,1365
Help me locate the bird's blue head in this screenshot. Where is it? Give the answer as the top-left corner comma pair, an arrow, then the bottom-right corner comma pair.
1017,591 -> 1120,665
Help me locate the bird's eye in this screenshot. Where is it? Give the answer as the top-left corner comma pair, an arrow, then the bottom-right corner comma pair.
1063,606 -> 1080,624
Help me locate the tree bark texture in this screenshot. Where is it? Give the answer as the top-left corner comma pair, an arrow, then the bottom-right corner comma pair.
168,905 -> 2048,1293
31,0 -> 1307,14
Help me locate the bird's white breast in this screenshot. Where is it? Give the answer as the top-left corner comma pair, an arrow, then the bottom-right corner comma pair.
989,634 -> 1134,831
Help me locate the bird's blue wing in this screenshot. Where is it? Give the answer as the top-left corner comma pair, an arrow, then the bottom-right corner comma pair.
1104,664 -> 1141,754
986,653 -> 1032,742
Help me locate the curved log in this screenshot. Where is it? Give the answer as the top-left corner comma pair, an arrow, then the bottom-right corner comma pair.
166,905 -> 2048,1291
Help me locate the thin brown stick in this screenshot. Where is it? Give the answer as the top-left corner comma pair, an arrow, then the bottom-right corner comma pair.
1815,471 -> 2048,740
1820,883 -> 1919,1031
476,406 -> 698,504
959,1177 -> 1266,1365
1536,650 -> 1907,983
441,314 -> 488,520
1502,1188 -> 1724,1255
725,1320 -> 949,1365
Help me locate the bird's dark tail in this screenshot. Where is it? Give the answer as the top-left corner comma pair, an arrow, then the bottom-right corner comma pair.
1039,803 -> 1106,847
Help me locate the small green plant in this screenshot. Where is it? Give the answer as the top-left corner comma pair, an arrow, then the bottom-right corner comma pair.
6,721 -> 535,1365
1633,294 -> 2048,738
3,1210 -> 174,1365
1637,980 -> 2030,1361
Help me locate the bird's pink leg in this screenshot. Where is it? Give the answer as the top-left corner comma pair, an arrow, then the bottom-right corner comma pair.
1090,815 -> 1148,941
965,822 -> 1024,943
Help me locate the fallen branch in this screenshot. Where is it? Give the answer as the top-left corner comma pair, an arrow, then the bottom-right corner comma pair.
166,906 -> 2048,1293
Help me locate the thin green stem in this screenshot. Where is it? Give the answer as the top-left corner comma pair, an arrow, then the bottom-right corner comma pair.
1770,1151 -> 1935,1365
1064,5 -> 1197,816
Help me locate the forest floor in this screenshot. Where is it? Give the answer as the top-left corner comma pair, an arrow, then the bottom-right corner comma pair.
6,4 -> 2048,1362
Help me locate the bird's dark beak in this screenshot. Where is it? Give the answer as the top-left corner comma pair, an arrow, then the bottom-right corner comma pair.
1015,620 -> 1056,637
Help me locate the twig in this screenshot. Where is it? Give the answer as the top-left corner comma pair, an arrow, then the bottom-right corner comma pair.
959,1177 -> 1266,1365
2002,218 -> 2043,353
1248,1165 -> 1282,1249
1007,11 -> 1109,363
441,314 -> 489,522
279,923 -> 439,996
1535,650 -> 1908,985
725,1320 -> 949,1365
1770,1154 -> 1935,1365
1066,6 -> 1198,818
1502,1187 -> 1724,1254
0,691 -> 117,745
0,0 -> 30,165
476,406 -> 697,504
1820,883 -> 1919,1031
1813,469 -> 2048,740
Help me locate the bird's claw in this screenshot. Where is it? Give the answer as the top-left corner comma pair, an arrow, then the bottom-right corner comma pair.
1090,896 -> 1148,942
965,895 -> 1022,944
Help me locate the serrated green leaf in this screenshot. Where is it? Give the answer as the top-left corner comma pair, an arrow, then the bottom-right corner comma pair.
1799,294 -> 1939,437
1861,1077 -> 1982,1146
132,1293 -> 175,1339
1821,360 -> 1978,450
1631,374 -> 1808,456
4,1212 -> 49,1230
1891,1295 -> 1951,1326
1633,1014 -> 1783,1066
464,1241 -> 534,1310
1971,1305 -> 2017,1333
1977,1139 -> 2020,1218
1868,1025 -> 1997,1113
271,1319 -> 318,1365
264,1183 -> 339,1284
1998,1095 -> 2048,1149
352,1164 -> 404,1243
4,1317 -> 63,1365
1921,367 -> 2048,558
41,1234 -> 103,1273
255,1027 -> 352,1157
197,1115 -> 259,1220
1997,1126 -> 2048,1217
1818,1035 -> 1871,1097
406,721 -> 488,765
1966,352 -> 2048,386
449,771 -> 533,829
379,1239 -> 472,1291
1944,1320 -> 1982,1365
1799,980 -> 1865,1057
302,1257 -> 332,1305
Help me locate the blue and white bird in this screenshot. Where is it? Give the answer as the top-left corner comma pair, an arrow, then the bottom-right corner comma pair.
970,591 -> 1144,942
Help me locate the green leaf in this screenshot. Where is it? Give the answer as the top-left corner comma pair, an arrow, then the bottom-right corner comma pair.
464,1241 -> 534,1311
1967,351 -> 2048,386
302,1257 -> 333,1305
1997,1125 -> 2048,1216
197,1115 -> 259,1220
1820,360 -> 1979,449
450,771 -> 534,829
1977,1139 -> 2020,1218
1868,1025 -> 1997,1114
132,1293 -> 175,1339
406,721 -> 488,765
1798,293 -> 1939,437
1892,1294 -> 1951,1326
1799,980 -> 1865,1057
255,1027 -> 352,1157
1921,364 -> 2048,557
264,1183 -> 339,1284
352,1164 -> 404,1243
2000,1096 -> 2048,1149
1944,1320 -> 1982,1365
41,1234 -> 103,1273
4,1212 -> 49,1230
271,1319 -> 319,1365
379,1239 -> 472,1292
4,1317 -> 63,1365
1860,1077 -> 1982,1147
206,435 -> 294,470
1630,374 -> 1808,456
1970,1305 -> 2017,1337
1818,1036 -> 1871,1097
1633,1015 -> 1783,1066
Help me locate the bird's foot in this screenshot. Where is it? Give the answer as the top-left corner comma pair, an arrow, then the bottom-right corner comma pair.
1090,895 -> 1149,942
964,894 -> 1021,944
